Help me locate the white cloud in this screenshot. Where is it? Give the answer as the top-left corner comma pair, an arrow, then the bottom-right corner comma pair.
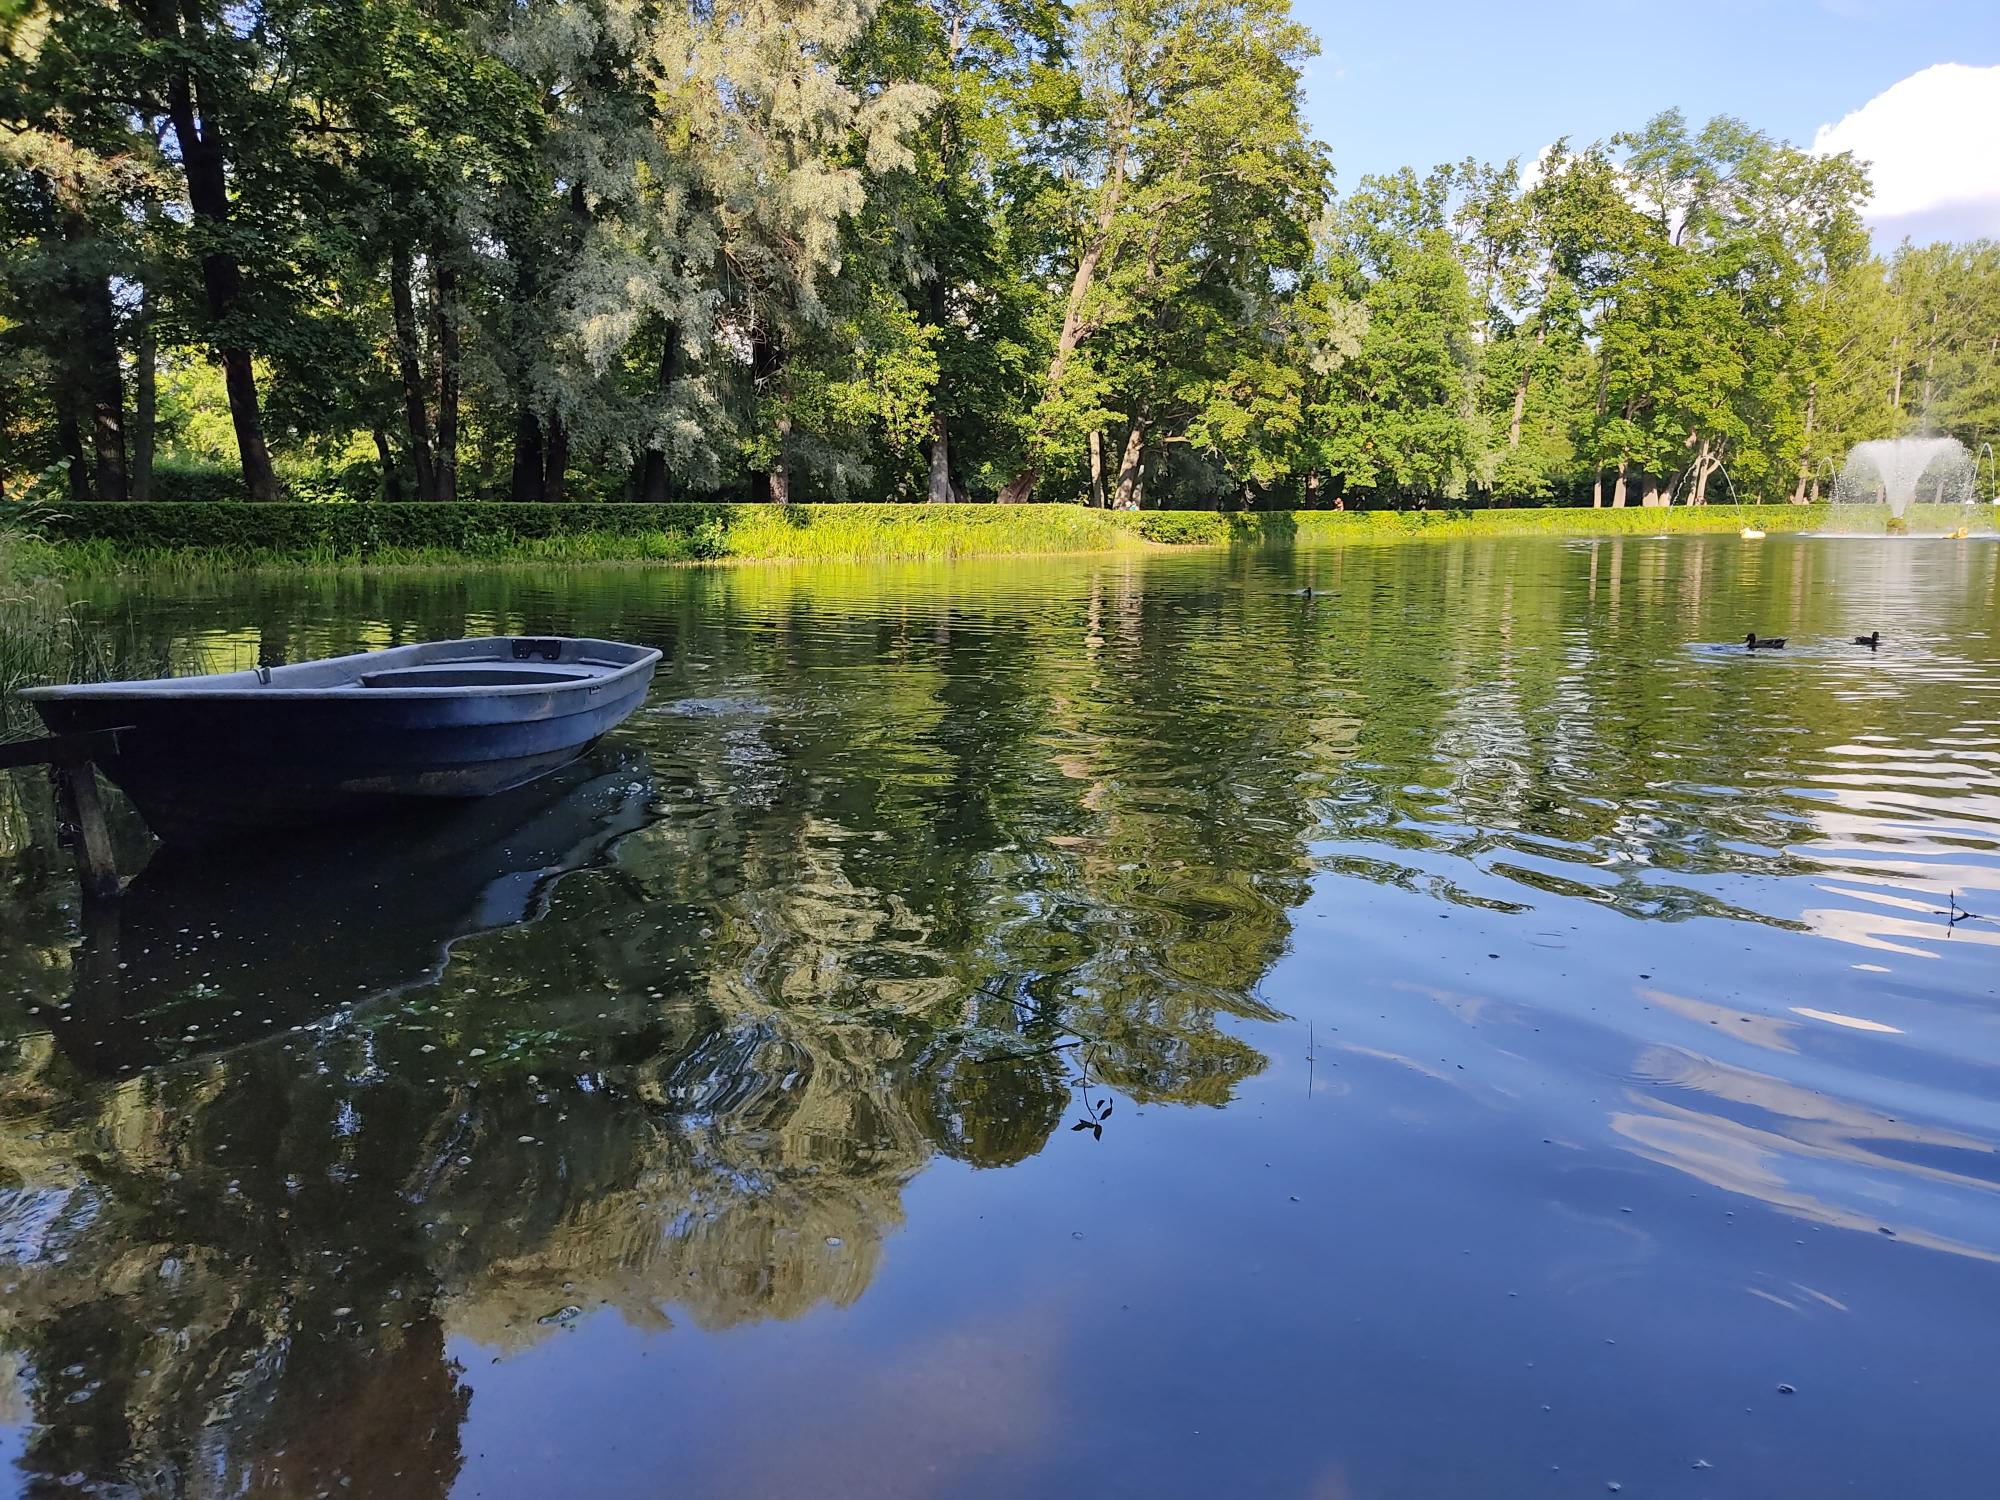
1813,63 -> 2000,243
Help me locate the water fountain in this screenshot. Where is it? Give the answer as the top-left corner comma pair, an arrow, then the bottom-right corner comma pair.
1828,436 -> 1993,535
1664,456 -> 1763,536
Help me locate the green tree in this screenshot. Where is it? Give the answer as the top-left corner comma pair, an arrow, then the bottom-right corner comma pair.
1306,167 -> 1479,503
999,0 -> 1321,505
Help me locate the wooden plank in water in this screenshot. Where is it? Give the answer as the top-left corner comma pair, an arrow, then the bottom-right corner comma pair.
0,726 -> 130,770
50,763 -> 119,900
0,727 -> 131,899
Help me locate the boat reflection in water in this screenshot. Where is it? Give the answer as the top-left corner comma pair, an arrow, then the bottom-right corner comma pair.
56,747 -> 660,1074
1,729 -> 1095,1498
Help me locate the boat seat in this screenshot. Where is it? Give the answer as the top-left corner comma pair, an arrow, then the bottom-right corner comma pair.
358,665 -> 595,688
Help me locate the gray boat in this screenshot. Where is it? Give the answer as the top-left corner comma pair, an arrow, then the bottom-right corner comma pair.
21,635 -> 661,845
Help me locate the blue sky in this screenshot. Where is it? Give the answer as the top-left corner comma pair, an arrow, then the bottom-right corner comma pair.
1291,0 -> 2000,240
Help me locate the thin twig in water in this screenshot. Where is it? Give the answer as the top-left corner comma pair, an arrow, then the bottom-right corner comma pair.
1944,890 -> 1991,928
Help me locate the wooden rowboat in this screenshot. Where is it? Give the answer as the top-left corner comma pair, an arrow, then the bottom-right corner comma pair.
21,635 -> 660,845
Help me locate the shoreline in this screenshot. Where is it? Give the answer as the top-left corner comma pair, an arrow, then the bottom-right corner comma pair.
28,501 -> 1847,579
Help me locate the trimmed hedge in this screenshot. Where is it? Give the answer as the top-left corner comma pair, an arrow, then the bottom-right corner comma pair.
33,500 -> 1144,571
1118,504 -> 1828,545
37,500 -> 736,553
29,498 -> 1837,575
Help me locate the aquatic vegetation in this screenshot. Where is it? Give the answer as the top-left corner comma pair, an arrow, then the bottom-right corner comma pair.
0,510 -> 75,734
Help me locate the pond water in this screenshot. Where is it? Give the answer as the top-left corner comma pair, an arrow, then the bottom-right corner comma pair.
3,536 -> 2000,1498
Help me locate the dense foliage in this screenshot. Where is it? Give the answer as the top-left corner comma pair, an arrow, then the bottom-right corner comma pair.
3,0 -> 1996,508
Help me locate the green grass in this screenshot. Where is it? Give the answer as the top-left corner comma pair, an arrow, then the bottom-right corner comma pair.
35,500 -> 1151,577
26,499 -> 1845,580
0,512 -> 79,736
1114,503 -> 1829,546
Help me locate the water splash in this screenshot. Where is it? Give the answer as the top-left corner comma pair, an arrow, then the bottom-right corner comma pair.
1831,437 -> 1985,532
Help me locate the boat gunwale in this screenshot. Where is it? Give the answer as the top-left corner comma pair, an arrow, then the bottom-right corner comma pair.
18,636 -> 663,704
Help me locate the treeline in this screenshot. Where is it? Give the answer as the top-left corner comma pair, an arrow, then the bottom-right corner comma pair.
3,0 -> 1997,509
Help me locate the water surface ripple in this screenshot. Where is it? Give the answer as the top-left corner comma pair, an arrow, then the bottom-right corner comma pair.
2,535 -> 1998,1497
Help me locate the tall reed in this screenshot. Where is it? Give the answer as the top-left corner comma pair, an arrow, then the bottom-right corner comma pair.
0,512 -> 76,737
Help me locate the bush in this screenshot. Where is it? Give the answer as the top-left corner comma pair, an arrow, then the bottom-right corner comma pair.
142,460 -> 383,504
1120,511 -> 1233,545
29,500 -> 1149,571
35,501 -> 725,553
143,462 -> 245,502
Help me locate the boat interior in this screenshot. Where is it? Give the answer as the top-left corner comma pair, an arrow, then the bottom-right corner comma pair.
357,665 -> 596,689
23,636 -> 658,699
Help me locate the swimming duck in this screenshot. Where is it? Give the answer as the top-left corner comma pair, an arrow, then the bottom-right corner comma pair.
1744,633 -> 1786,651
1853,630 -> 1881,648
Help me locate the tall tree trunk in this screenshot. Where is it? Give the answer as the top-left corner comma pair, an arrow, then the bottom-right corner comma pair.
57,402 -> 89,501
1507,321 -> 1545,451
1590,361 -> 1611,508
218,354 -> 274,499
923,277 -> 953,503
543,408 -> 569,502
432,240 -> 460,501
132,283 -> 155,501
1113,415 -> 1146,510
1921,307 -> 1939,422
148,0 -> 278,501
536,184 -> 586,506
74,259 -> 127,500
1088,430 -> 1107,508
636,321 -> 682,504
1691,437 -> 1713,506
389,242 -> 439,500
999,114 -> 1132,504
1791,384 -> 1817,504
373,426 -> 404,501
509,406 -> 545,502
764,417 -> 792,505
927,408 -> 952,504
1608,395 -> 1636,507
750,328 -> 787,504
505,222 -> 544,503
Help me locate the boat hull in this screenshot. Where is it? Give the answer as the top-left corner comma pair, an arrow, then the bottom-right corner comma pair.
23,636 -> 660,845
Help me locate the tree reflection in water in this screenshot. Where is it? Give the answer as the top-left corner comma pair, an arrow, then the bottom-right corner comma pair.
5,538 -> 1997,1493
0,565 -> 1310,1492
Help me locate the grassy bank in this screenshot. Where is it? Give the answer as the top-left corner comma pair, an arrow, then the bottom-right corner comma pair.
1119,503 -> 1828,546
27,499 -> 1833,576
36,501 -> 1150,576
